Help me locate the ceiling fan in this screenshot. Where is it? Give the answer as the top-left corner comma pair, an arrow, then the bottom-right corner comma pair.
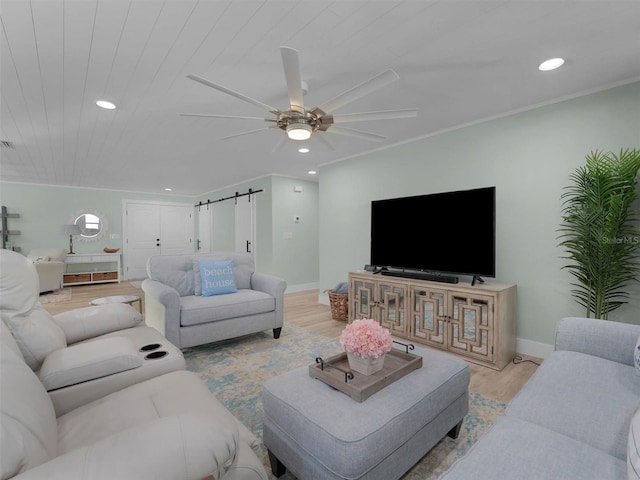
179,47 -> 417,149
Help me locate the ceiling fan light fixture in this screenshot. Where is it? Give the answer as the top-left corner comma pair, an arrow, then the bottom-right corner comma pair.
286,123 -> 312,140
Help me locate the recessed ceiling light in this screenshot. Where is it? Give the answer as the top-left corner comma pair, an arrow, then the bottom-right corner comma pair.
164,188 -> 172,191
538,58 -> 565,71
96,100 -> 116,110
307,170 -> 317,175
298,147 -> 310,153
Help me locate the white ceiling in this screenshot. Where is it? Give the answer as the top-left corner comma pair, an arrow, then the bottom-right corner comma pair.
1,0 -> 639,196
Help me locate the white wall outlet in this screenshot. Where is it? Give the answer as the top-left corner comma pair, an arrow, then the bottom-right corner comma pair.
294,185 -> 303,193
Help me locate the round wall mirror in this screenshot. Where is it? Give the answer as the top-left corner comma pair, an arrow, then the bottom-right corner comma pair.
70,209 -> 108,242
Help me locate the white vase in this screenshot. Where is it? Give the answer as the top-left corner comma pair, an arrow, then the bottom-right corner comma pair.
347,351 -> 386,375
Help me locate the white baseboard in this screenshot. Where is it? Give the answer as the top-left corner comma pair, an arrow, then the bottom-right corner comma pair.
285,282 -> 319,294
318,291 -> 330,305
516,338 -> 553,360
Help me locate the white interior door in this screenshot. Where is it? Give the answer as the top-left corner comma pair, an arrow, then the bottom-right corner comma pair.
125,203 -> 161,279
235,194 -> 255,255
160,205 -> 194,255
123,201 -> 194,279
197,206 -> 212,253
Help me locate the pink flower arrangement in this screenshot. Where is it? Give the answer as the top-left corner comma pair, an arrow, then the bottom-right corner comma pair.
339,319 -> 393,359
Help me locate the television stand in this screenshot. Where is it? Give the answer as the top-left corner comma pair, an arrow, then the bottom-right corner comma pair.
348,271 -> 517,370
471,275 -> 485,286
381,270 -> 459,284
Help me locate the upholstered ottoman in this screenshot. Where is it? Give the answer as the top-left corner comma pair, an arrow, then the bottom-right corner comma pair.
262,345 -> 470,480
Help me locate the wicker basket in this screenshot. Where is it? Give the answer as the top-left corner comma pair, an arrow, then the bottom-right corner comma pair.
326,289 -> 349,321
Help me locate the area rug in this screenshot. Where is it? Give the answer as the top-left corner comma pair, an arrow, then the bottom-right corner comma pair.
39,287 -> 72,304
184,324 -> 506,479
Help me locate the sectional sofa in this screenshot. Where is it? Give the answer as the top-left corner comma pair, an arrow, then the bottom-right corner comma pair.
440,316 -> 640,479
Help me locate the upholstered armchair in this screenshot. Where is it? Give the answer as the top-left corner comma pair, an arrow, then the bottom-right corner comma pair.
26,248 -> 67,293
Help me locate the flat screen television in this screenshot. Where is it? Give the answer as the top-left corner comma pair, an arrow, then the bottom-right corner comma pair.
370,186 -> 496,282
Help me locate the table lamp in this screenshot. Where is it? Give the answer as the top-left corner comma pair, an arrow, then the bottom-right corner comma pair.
62,224 -> 81,254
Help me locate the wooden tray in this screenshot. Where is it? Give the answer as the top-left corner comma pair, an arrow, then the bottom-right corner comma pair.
309,349 -> 422,402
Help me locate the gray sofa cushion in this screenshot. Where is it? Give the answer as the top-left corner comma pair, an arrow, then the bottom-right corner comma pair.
506,350 -> 640,460
180,289 -> 275,327
147,255 -> 196,297
441,416 -> 626,480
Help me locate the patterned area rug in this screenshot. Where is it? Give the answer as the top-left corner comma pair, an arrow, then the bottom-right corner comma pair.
184,324 -> 506,479
39,287 -> 72,304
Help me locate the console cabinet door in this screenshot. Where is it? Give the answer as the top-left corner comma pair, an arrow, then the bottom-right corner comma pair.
411,286 -> 447,349
350,277 -> 377,320
377,281 -> 408,335
447,293 -> 495,363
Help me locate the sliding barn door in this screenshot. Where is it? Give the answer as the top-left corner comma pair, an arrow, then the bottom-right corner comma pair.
235,193 -> 256,255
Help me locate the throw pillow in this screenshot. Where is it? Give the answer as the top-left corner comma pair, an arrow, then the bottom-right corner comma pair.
635,336 -> 640,376
199,259 -> 237,296
628,399 -> 640,479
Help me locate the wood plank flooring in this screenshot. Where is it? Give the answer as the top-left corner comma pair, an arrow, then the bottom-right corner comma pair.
41,282 -> 541,404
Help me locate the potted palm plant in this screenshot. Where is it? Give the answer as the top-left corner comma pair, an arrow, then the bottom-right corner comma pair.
558,148 -> 640,319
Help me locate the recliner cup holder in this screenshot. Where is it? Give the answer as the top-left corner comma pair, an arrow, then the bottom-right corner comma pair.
144,351 -> 168,360
140,343 -> 162,352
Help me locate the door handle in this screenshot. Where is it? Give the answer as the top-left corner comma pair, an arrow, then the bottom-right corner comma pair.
246,240 -> 251,253
197,239 -> 201,250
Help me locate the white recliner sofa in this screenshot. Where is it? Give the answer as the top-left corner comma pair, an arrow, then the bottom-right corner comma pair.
0,321 -> 269,480
26,248 -> 67,293
0,249 -> 185,416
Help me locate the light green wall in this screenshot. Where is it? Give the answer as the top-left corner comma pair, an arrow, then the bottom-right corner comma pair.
197,177 -> 273,272
270,176 -> 319,285
196,175 -> 319,285
0,183 -> 192,255
1,175 -> 319,289
319,82 -> 640,348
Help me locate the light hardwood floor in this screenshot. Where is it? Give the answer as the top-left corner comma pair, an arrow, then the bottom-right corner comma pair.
42,282 -> 541,404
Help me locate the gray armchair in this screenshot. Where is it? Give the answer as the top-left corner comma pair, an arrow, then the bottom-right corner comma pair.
143,252 -> 286,349
27,248 -> 67,293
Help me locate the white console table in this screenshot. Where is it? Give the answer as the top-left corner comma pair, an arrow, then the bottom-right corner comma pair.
63,253 -> 121,286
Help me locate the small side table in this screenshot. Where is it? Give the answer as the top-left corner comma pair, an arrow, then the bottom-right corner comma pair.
91,294 -> 142,313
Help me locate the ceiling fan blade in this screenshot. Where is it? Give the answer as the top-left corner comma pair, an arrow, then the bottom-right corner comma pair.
217,127 -> 274,141
313,133 -> 335,151
326,126 -> 386,142
316,69 -> 399,115
186,74 -> 280,113
272,135 -> 288,153
280,46 -> 304,114
332,109 -> 417,124
178,113 -> 269,121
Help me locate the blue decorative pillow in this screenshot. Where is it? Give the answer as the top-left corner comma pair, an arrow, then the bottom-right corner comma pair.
199,260 -> 237,296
